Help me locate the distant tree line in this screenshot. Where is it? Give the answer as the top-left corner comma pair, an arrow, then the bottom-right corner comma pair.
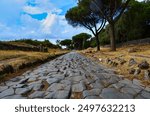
13,39 -> 61,49
57,33 -> 92,50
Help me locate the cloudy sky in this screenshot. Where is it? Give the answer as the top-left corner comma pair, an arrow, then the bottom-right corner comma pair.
0,0 -> 143,43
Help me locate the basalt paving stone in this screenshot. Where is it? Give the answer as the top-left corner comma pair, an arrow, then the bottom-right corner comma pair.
0,86 -> 8,92
0,52 -> 148,99
3,95 -> 27,99
29,91 -> 45,98
100,88 -> 133,99
0,88 -> 14,98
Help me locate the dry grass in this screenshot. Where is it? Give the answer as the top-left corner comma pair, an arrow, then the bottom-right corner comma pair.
81,44 -> 150,85
0,49 -> 69,82
0,49 -> 68,66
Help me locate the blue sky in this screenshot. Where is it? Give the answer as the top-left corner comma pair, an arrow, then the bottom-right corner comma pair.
0,0 -> 143,44
0,0 -> 90,43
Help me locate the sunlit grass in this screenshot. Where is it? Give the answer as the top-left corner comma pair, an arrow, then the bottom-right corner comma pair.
0,49 -> 68,71
81,44 -> 150,85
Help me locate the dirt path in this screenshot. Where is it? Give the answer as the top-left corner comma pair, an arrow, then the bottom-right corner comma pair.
0,52 -> 150,99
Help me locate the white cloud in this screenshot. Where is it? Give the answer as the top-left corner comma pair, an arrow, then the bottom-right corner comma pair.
41,13 -> 57,34
23,6 -> 43,14
0,0 -> 90,43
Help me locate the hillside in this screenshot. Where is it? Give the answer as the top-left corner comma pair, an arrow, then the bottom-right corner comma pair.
0,39 -> 60,52
0,40 -> 68,82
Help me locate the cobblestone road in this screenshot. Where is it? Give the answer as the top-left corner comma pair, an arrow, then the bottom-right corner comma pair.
0,52 -> 150,99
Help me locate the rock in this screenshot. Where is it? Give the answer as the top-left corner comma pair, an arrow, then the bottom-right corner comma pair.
132,79 -> 144,87
135,94 -> 145,99
144,70 -> 150,80
0,86 -> 8,92
44,92 -> 55,99
85,96 -> 101,99
71,76 -> 84,83
0,88 -> 14,98
15,87 -> 32,95
28,77 -> 37,82
92,80 -> 104,89
46,78 -> 60,85
28,80 -> 42,86
52,91 -> 70,99
83,89 -> 101,98
72,82 -> 86,92
138,60 -> 149,69
9,77 -> 22,82
51,74 -> 65,80
120,87 -> 139,95
5,81 -> 19,87
112,83 -> 126,89
3,95 -> 27,99
100,88 -> 133,99
47,83 -> 70,92
19,78 -> 29,84
129,68 -> 136,74
12,84 -> 26,88
145,87 -> 150,92
108,76 -> 120,84
128,58 -> 137,66
33,83 -> 44,91
29,91 -> 45,98
60,80 -> 71,85
134,69 -> 141,76
140,90 -> 150,99
0,82 -> 5,86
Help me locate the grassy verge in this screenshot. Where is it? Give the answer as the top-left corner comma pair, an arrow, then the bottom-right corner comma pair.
0,49 -> 69,82
80,44 -> 150,85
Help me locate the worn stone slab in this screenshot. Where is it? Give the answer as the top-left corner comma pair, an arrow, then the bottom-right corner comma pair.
3,95 -> 27,99
29,91 -> 45,98
15,87 -> 32,95
140,90 -> 150,99
100,88 -> 133,99
0,88 -> 14,98
46,78 -> 60,85
72,82 -> 86,92
47,83 -> 70,92
83,89 -> 101,98
85,96 -> 101,99
0,86 -> 8,92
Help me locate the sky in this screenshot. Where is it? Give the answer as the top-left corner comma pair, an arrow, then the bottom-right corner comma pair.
0,0 -> 143,44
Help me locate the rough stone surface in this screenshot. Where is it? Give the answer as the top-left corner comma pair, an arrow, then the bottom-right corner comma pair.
29,91 -> 45,98
138,60 -> 149,69
0,88 -> 14,98
15,87 -> 32,95
83,89 -> 101,98
3,95 -> 27,99
72,83 -> 85,92
0,52 -> 149,99
0,86 -> 8,92
129,58 -> 137,66
100,88 -> 133,99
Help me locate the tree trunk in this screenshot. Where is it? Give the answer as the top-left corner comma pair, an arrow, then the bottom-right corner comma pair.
95,34 -> 100,51
109,23 -> 116,51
